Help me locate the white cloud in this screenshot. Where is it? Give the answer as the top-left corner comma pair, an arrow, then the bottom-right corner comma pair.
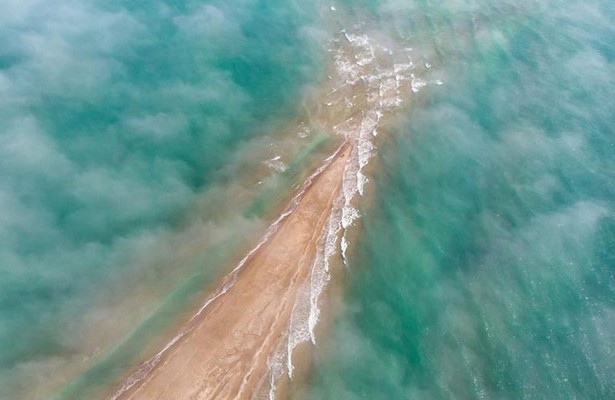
125,113 -> 189,142
174,4 -> 243,40
1,116 -> 74,176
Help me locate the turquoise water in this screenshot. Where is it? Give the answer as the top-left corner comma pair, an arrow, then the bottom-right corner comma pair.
1,0 -> 614,398
0,0 -> 326,397
303,0 -> 615,399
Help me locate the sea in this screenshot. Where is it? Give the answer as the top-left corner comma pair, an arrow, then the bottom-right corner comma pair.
0,0 -> 613,399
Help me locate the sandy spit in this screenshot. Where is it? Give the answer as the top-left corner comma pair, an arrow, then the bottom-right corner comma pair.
111,143 -> 351,400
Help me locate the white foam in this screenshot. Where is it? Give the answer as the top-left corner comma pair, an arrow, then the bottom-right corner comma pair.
411,74 -> 427,93
335,55 -> 361,85
358,139 -> 373,168
340,235 -> 349,263
359,111 -> 380,137
342,151 -> 359,200
379,77 -> 400,108
285,190 -> 345,381
307,196 -> 343,342
394,62 -> 413,75
266,345 -> 286,400
264,28 -> 441,397
357,171 -> 368,196
111,143 -> 348,400
341,205 -> 360,229
287,283 -> 311,378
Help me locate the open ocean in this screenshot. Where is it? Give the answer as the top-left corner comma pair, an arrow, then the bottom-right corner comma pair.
1,0 -> 614,398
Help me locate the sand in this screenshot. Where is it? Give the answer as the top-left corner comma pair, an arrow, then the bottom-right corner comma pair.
109,26 -> 421,400
111,144 -> 351,400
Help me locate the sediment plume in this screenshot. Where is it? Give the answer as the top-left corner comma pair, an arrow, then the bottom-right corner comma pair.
112,144 -> 349,400
109,23 -> 435,400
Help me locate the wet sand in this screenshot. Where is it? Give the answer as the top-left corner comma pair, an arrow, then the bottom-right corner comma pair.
110,24 -> 423,400
113,144 -> 351,400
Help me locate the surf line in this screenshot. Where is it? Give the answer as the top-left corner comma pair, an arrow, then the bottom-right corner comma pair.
110,141 -> 349,400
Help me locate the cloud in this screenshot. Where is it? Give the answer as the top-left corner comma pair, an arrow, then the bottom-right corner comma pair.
174,4 -> 245,49
1,116 -> 74,176
0,0 -> 325,397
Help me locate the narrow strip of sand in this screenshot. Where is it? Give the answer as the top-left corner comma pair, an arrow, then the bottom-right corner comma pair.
112,144 -> 351,400
110,26 -> 420,400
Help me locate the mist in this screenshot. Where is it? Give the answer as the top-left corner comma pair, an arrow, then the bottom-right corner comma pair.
0,0 -> 326,397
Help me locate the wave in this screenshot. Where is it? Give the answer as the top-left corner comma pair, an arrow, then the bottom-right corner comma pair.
109,142 -> 348,400
110,13 -> 444,400
267,24 -> 443,398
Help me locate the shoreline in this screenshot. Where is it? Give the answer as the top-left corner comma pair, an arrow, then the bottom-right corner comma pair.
109,143 -> 352,399
100,21 -> 423,400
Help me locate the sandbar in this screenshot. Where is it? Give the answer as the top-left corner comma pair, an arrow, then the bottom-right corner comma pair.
112,143 -> 351,400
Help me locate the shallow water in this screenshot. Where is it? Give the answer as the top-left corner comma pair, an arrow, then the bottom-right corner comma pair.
0,0 -> 328,397
302,0 -> 615,399
1,0 -> 614,398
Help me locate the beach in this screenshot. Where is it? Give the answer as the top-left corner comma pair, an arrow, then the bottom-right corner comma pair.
110,143 -> 350,399
103,24 -> 425,400
30,20 -> 424,399
3,1 -> 612,399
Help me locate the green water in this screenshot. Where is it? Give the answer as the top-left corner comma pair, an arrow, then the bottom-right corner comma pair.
0,0 -> 327,397
1,0 -> 614,398
303,0 -> 615,399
